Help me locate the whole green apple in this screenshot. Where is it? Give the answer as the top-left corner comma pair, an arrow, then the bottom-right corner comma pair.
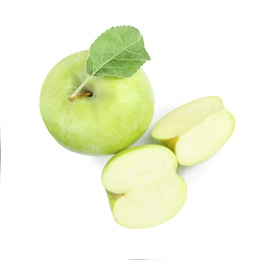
40,50 -> 154,155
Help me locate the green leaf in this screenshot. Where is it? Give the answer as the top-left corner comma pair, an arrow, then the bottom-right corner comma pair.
86,26 -> 150,78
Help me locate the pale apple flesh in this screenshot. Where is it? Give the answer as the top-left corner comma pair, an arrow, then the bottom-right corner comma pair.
151,96 -> 235,166
101,145 -> 187,229
40,50 -> 154,155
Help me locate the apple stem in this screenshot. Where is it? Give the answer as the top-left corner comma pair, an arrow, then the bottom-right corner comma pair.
68,75 -> 93,102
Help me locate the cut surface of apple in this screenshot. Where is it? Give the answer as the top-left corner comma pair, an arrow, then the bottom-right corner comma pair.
101,145 -> 187,229
40,50 -> 154,155
151,96 -> 235,166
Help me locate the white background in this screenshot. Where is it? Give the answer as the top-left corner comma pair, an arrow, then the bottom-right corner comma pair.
1,0 -> 274,259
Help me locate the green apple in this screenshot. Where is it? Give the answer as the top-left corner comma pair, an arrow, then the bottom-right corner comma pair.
151,96 -> 235,166
101,144 -> 187,229
40,50 -> 154,155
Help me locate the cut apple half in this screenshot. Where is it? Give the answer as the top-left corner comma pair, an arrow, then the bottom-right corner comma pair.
101,145 -> 187,229
151,96 -> 236,166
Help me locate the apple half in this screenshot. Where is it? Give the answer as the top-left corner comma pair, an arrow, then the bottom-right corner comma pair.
151,96 -> 235,166
101,145 -> 187,229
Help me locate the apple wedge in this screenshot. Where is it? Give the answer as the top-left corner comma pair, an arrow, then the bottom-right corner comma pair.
101,145 -> 187,229
151,96 -> 235,166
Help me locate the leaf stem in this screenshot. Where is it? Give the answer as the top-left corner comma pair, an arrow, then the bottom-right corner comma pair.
68,75 -> 93,102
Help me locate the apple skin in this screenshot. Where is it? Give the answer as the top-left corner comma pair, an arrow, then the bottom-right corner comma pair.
40,50 -> 154,155
102,144 -> 187,229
